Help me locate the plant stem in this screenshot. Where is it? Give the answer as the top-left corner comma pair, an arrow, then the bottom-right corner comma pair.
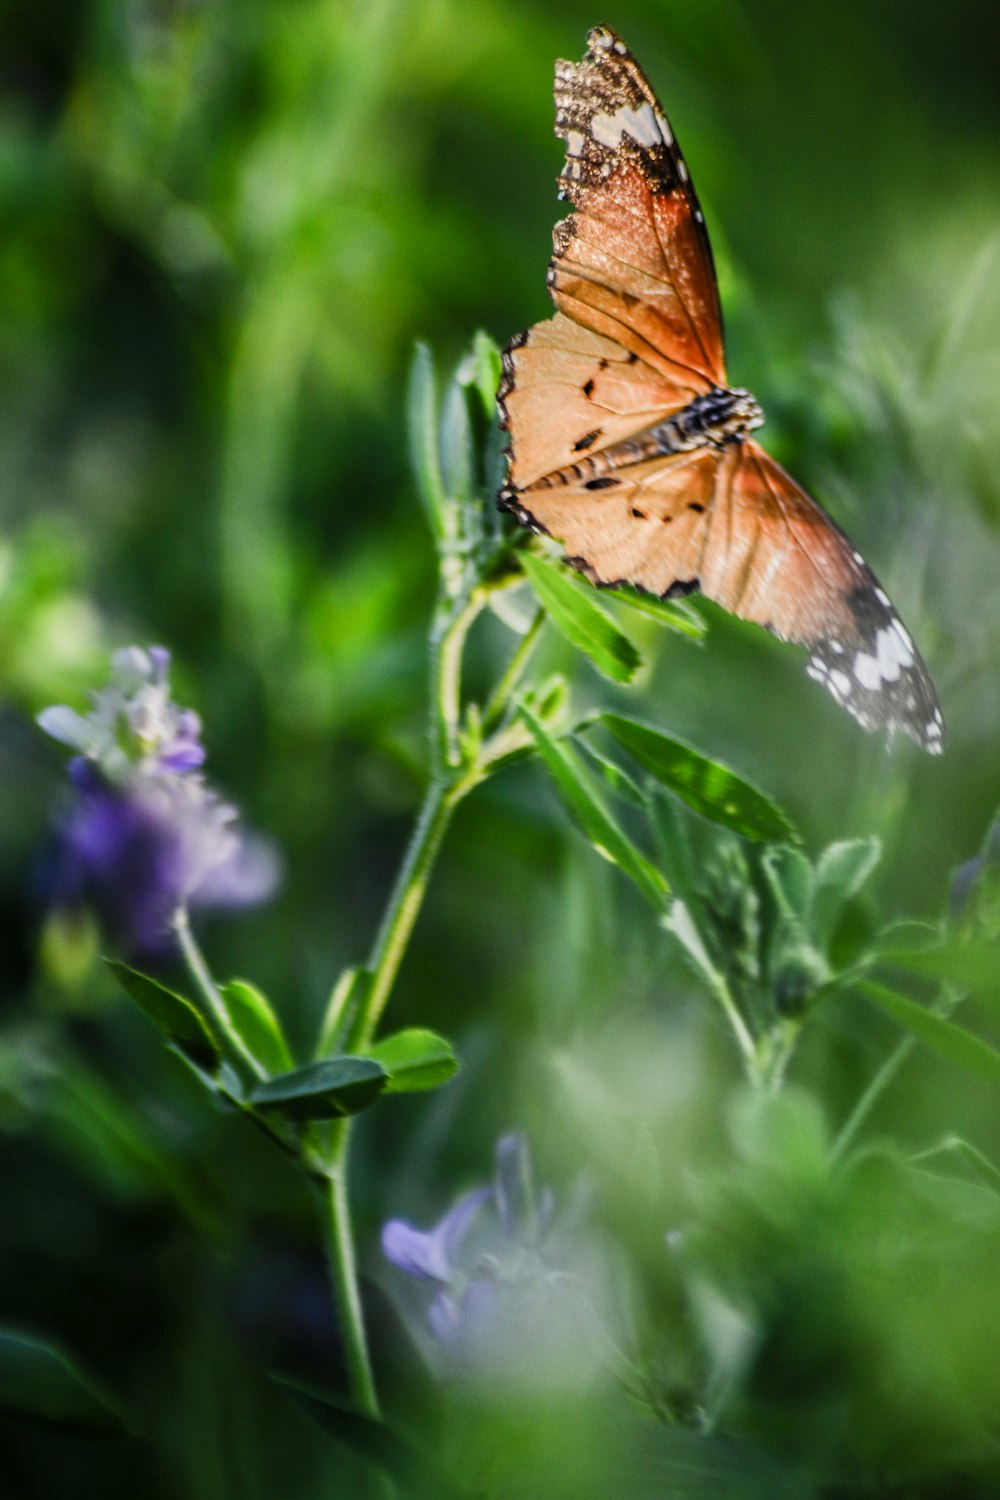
349,774 -> 462,1052
433,590 -> 486,769
480,606 -> 545,734
828,1034 -> 915,1167
173,908 -> 263,1078
319,1123 -> 380,1418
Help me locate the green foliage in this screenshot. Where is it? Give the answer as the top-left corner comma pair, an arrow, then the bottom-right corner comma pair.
521,554 -> 643,684
0,1331 -> 130,1434
597,713 -> 798,842
105,960 -> 220,1072
365,1027 -> 459,1092
249,1058 -> 388,1121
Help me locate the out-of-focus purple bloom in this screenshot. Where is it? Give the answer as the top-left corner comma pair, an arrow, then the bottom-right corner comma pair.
951,816 -> 1000,921
382,1134 -> 599,1384
38,647 -> 279,958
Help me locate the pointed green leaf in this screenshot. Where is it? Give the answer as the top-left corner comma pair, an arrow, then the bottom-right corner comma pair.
859,980 -> 1000,1082
366,1028 -> 458,1093
605,585 -> 708,639
761,846 -> 814,920
520,704 -> 668,908
220,979 -> 293,1076
440,378 -> 475,507
650,790 -> 699,908
458,329 -> 503,419
876,939 -> 1000,1002
316,966 -> 375,1059
665,899 -> 726,991
105,960 -> 220,1071
249,1058 -> 387,1120
579,742 -> 650,809
811,838 -> 881,944
521,553 -> 642,684
407,343 -> 446,536
0,1330 -> 130,1433
273,1377 -> 463,1498
599,714 -> 798,842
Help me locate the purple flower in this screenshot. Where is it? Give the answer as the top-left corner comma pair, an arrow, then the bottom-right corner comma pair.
39,647 -> 279,958
382,1135 -> 598,1383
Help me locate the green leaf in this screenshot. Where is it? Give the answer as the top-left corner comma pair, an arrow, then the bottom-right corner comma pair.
316,966 -> 375,1058
665,899 -> 726,991
599,714 -> 798,843
521,552 -> 642,684
761,846 -> 814,921
0,1330 -> 130,1433
604,585 -> 708,640
859,980 -> 1000,1082
105,960 -> 220,1072
407,342 -> 446,536
249,1058 -> 387,1120
220,979 -> 293,1076
440,377 -> 474,507
579,742 -> 649,809
520,704 -> 668,908
274,1377 -> 464,1498
876,938 -> 1000,1002
365,1028 -> 458,1092
458,329 -> 502,419
811,838 -> 881,944
650,790 -> 700,908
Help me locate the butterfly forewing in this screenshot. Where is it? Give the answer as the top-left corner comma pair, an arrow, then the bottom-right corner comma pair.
547,28 -> 725,390
499,25 -> 945,753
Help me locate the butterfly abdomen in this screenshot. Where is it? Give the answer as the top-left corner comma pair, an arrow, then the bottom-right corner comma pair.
526,385 -> 764,493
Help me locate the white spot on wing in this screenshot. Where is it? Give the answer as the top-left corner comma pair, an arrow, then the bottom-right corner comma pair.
678,159 -> 689,182
592,102 -> 664,150
566,130 -> 585,158
853,651 -> 881,691
829,669 -> 852,698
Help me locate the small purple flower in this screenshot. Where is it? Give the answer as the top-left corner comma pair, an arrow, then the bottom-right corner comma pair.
39,647 -> 279,959
382,1135 -> 598,1383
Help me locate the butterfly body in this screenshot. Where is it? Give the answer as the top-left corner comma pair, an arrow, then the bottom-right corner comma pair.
499,25 -> 946,753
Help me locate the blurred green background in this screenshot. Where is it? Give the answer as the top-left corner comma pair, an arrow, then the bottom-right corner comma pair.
3,0 -> 1000,1495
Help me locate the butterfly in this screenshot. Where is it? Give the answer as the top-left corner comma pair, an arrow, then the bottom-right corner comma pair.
498,25 -> 945,754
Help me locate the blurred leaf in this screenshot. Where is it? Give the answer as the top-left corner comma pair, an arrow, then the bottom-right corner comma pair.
249,1058 -> 387,1121
407,343 -> 447,537
458,329 -> 502,419
876,938 -> 1000,1003
316,967 -> 375,1059
521,553 -> 642,684
605,586 -> 708,639
105,960 -> 220,1073
599,715 -> 798,842
811,838 -> 881,944
666,899 -> 726,991
220,979 -> 293,1076
761,846 -> 814,920
579,742 -> 650,809
624,1421 -> 819,1498
0,1330 -> 130,1434
274,1376 -> 462,1498
440,377 -> 475,508
520,704 -> 668,908
365,1028 -> 458,1093
911,1137 -> 1000,1198
859,981 -> 1000,1082
650,789 -> 700,909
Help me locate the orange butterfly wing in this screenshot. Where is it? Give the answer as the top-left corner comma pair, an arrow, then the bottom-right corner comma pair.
499,26 -> 945,752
